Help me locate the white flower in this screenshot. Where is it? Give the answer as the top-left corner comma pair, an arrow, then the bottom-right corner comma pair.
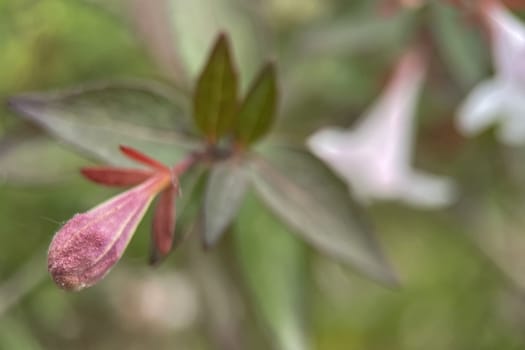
307,50 -> 456,208
457,1 -> 525,145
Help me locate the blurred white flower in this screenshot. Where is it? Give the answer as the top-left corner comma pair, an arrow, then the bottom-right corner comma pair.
307,50 -> 456,208
457,1 -> 525,145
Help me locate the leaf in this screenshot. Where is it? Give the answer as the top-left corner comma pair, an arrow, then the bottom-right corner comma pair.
187,237 -> 246,350
80,167 -> 152,187
234,63 -> 278,145
464,196 -> 525,290
430,2 -> 488,89
153,164 -> 206,260
177,165 -> 207,222
203,160 -> 249,247
294,10 -> 411,57
151,185 -> 177,261
234,193 -> 309,350
8,80 -> 199,166
251,145 -> 397,285
193,34 -> 238,141
0,135 -> 87,185
119,145 -> 169,170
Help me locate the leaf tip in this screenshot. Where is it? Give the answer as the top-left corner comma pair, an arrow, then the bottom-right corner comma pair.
216,31 -> 228,43
262,60 -> 277,76
148,247 -> 165,266
211,31 -> 232,56
193,31 -> 239,140
373,260 -> 401,288
201,226 -> 226,249
6,95 -> 43,116
200,219 -> 219,249
118,145 -> 168,170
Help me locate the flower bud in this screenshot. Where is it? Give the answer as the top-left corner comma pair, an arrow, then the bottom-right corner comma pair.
48,174 -> 168,290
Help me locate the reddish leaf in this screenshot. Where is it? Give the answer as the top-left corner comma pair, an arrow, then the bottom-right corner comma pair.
81,167 -> 153,187
151,186 -> 176,261
119,145 -> 169,170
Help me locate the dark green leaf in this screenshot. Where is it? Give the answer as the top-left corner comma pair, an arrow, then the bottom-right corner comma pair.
430,2 -> 488,88
203,160 -> 248,246
234,192 -> 309,350
234,63 -> 278,145
251,145 -> 397,285
8,80 -> 199,166
193,34 -> 238,141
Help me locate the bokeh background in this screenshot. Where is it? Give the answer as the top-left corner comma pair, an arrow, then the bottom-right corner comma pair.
2,0 -> 525,349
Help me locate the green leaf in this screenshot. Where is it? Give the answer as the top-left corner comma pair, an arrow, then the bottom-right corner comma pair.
430,2 -> 488,89
294,10 -> 411,57
203,160 -> 248,246
234,192 -> 309,350
8,80 -> 199,166
234,63 -> 278,145
464,196 -> 525,290
193,34 -> 238,141
0,134 -> 88,185
251,145 -> 397,285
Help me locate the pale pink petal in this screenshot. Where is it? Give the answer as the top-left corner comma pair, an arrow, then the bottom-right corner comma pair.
457,79 -> 506,135
486,1 -> 525,84
457,2 -> 525,144
308,50 -> 456,208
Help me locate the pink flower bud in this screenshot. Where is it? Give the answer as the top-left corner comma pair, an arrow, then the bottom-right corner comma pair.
48,174 -> 169,291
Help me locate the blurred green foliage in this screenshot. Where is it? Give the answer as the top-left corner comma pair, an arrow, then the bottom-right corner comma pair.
1,0 -> 525,350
